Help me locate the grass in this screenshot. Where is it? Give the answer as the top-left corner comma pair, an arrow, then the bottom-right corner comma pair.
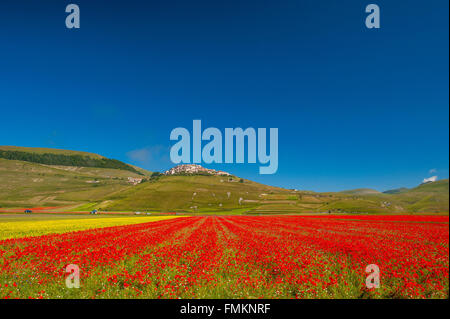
69,202 -> 101,212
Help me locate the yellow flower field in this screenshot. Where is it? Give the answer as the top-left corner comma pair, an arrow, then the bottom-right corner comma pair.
0,216 -> 182,240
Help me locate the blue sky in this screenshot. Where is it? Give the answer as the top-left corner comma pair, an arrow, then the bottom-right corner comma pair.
0,0 -> 448,192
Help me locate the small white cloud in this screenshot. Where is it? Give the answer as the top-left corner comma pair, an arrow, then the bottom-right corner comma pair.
429,168 -> 437,174
422,176 -> 438,183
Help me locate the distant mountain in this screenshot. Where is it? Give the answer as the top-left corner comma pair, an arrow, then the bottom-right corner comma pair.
340,188 -> 381,195
383,187 -> 409,194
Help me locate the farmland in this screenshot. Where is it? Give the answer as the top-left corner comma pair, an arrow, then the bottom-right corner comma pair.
0,215 -> 448,299
0,215 -> 182,240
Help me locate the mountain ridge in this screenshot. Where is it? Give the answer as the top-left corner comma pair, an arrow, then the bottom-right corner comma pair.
0,145 -> 140,175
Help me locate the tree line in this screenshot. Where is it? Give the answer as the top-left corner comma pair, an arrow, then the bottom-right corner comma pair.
0,150 -> 142,175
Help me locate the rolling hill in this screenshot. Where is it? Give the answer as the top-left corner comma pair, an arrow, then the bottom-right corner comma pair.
101,174 -> 294,212
0,146 -> 141,174
0,146 -> 448,214
0,146 -> 147,209
388,179 -> 449,212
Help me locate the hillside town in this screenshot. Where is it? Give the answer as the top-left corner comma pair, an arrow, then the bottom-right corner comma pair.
164,164 -> 231,176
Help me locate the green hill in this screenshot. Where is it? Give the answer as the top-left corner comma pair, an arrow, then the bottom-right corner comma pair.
101,174 -> 290,212
388,179 -> 449,213
412,179 -> 449,193
0,146 -> 448,214
0,146 -> 140,175
0,158 -> 144,208
0,146 -> 147,208
96,178 -> 449,214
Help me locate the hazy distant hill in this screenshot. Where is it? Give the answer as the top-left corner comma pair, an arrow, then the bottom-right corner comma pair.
0,146 -> 448,214
340,188 -> 381,195
383,187 -> 409,194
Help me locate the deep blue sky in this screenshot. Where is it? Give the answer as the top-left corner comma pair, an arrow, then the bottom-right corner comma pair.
0,0 -> 448,192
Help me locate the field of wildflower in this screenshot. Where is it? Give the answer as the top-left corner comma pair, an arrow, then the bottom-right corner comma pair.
0,216 -> 181,240
0,215 -> 448,299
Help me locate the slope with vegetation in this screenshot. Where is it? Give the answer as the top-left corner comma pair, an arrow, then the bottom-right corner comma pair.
102,174 -> 289,212
0,146 -> 141,175
0,146 -> 148,209
89,176 -> 450,214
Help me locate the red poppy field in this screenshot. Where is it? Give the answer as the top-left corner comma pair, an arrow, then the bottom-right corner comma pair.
0,215 -> 448,299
